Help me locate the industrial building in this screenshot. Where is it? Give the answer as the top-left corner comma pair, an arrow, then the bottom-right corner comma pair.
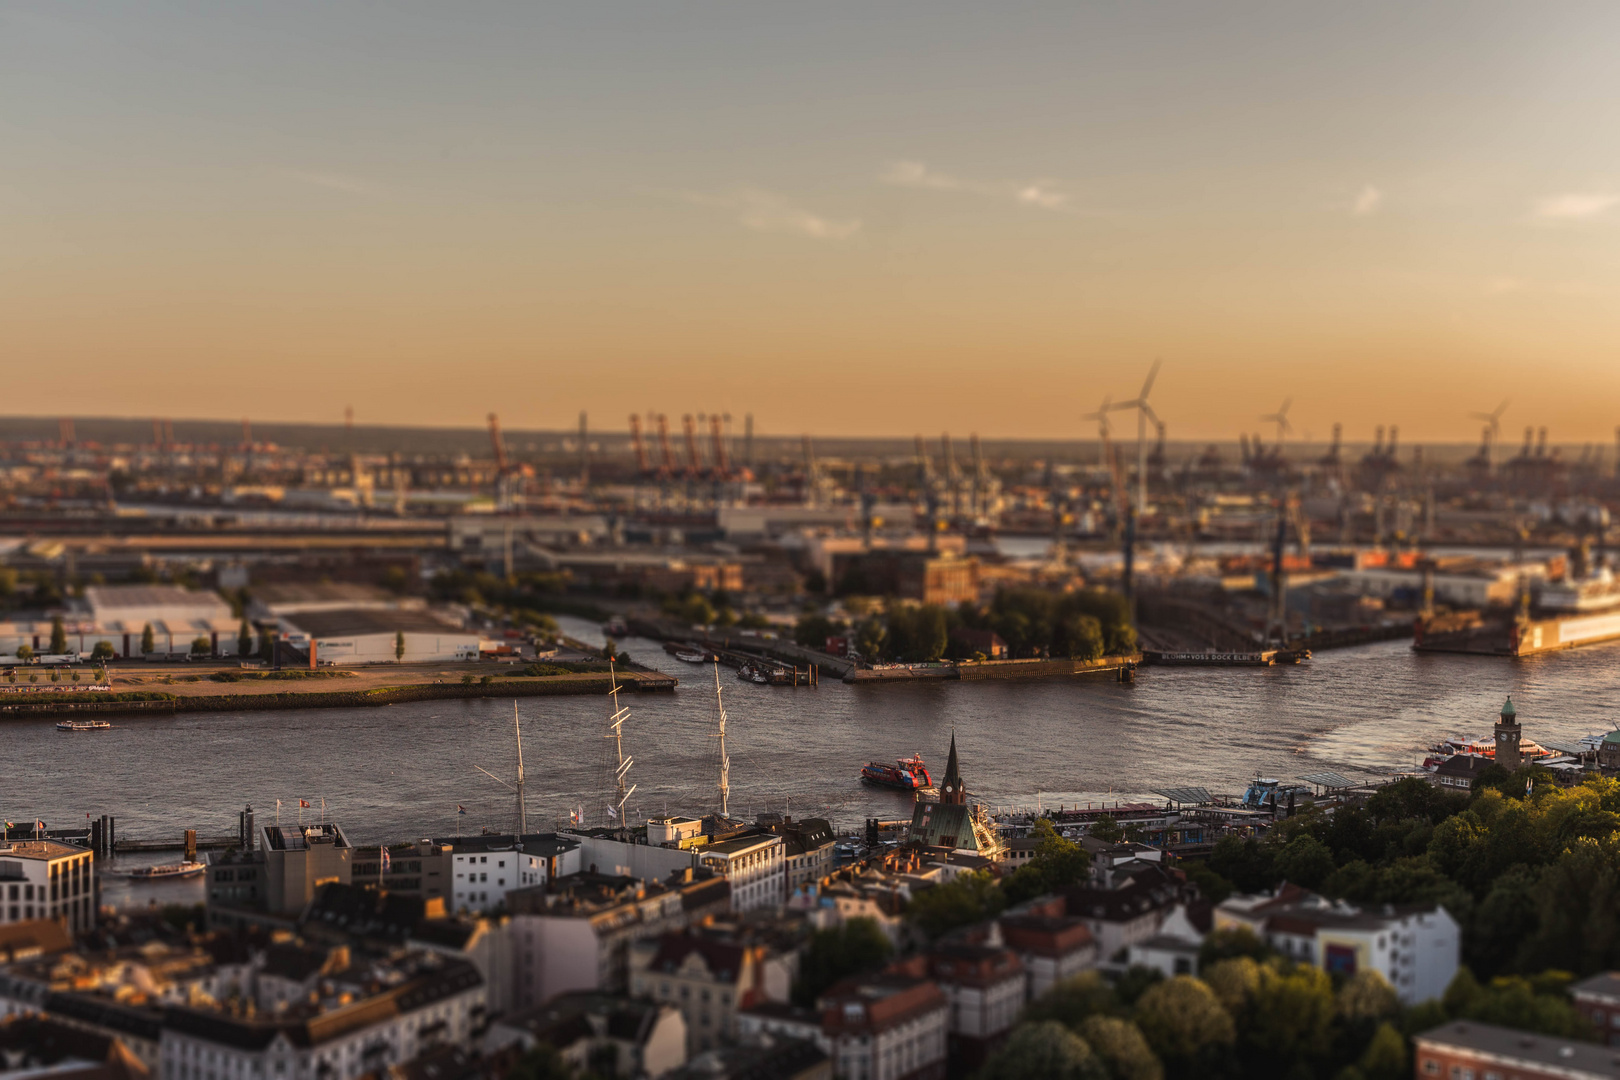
276,608 -> 478,664
0,585 -> 241,659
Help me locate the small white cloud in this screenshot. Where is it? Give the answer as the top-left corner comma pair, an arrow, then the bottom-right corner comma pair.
1533,192 -> 1620,220
1352,185 -> 1383,216
279,169 -> 381,196
882,160 -> 1074,213
683,188 -> 860,241
1017,183 -> 1070,211
735,189 -> 861,240
882,160 -> 968,192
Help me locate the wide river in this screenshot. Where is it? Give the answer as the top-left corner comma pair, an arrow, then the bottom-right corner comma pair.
8,618 -> 1620,856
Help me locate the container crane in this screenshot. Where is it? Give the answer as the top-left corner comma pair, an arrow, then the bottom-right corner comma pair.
628,414 -> 651,475
656,415 -> 676,474
709,414 -> 730,479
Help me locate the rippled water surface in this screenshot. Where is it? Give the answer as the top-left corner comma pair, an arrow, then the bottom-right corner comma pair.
8,617 -> 1620,847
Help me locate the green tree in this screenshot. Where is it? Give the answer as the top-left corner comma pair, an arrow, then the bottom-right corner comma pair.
1076,1016 -> 1162,1080
793,918 -> 893,1006
141,623 -> 155,654
1062,614 -> 1105,661
1022,971 -> 1120,1030
90,641 -> 114,661
506,1044 -> 573,1080
677,593 -> 716,626
1202,956 -> 1262,1016
49,616 -> 67,655
395,630 -> 406,662
794,613 -> 836,649
1133,977 -> 1235,1080
854,615 -> 888,661
238,619 -> 254,657
461,673 -> 475,685
1359,1021 -> 1408,1080
1089,815 -> 1123,843
1468,866 -> 1540,977
15,645 -> 32,661
1003,818 -> 1093,904
1444,968 -> 1594,1038
1208,834 -> 1277,893
191,636 -> 211,656
1275,834 -> 1336,889
905,870 -> 1005,938
1240,962 -> 1336,1075
978,1022 -> 1106,1080
1522,839 -> 1620,975
1336,970 -> 1399,1026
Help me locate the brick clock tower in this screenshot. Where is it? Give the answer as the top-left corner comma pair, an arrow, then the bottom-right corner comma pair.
1494,696 -> 1521,771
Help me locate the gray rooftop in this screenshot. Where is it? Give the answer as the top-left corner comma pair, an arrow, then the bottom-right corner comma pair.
1414,1019 -> 1620,1077
284,607 -> 465,638
1573,972 -> 1620,1002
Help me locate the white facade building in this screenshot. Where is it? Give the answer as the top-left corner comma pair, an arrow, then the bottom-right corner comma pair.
278,608 -> 478,664
446,835 -> 581,915
0,839 -> 96,936
0,585 -> 241,659
1216,889 -> 1459,1004
697,834 -> 784,912
160,959 -> 484,1080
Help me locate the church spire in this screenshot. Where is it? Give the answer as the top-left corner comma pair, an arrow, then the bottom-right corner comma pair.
941,731 -> 965,805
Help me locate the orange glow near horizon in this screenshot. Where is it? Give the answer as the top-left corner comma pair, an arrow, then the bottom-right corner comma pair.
5,4 -> 1620,441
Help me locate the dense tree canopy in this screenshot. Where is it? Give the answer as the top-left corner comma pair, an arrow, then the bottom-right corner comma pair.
1201,773 -> 1620,980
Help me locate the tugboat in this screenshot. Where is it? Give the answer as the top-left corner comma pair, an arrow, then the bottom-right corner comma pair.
860,754 -> 933,792
129,861 -> 206,881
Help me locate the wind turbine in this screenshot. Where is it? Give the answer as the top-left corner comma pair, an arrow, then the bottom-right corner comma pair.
1469,399 -> 1510,469
1082,396 -> 1112,469
1261,398 -> 1294,449
1110,360 -> 1161,513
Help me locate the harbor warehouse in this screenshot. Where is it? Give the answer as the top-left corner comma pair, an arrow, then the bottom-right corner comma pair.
277,608 -> 478,664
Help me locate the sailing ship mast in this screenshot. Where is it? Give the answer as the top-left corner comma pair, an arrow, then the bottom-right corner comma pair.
606,660 -> 636,836
713,661 -> 730,819
473,701 -> 530,835
514,702 -> 527,835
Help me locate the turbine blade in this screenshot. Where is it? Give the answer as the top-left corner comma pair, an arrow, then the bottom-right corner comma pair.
1139,358 -> 1161,401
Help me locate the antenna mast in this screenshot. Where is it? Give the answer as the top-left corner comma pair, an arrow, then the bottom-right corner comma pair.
606,661 -> 635,836
713,662 -> 731,819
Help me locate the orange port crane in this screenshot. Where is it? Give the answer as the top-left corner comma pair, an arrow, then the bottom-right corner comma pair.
629,414 -> 651,474
682,414 -> 702,475
709,414 -> 730,479
655,414 -> 676,474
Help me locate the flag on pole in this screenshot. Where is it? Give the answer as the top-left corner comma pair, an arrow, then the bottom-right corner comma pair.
457,805 -> 466,815
607,806 -> 617,820
299,800 -> 311,809
381,847 -> 392,875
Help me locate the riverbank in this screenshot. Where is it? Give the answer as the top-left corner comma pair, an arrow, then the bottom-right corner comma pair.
0,669 -> 677,718
844,654 -> 1141,683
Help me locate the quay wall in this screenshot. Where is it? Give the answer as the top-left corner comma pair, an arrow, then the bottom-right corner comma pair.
844,654 -> 1139,683
0,671 -> 677,719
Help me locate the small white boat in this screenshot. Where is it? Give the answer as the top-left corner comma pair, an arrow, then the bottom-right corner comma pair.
56,720 -> 112,732
674,650 -> 709,663
129,861 -> 206,881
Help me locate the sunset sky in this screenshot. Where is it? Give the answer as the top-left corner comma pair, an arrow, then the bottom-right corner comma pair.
5,2 -> 1620,441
